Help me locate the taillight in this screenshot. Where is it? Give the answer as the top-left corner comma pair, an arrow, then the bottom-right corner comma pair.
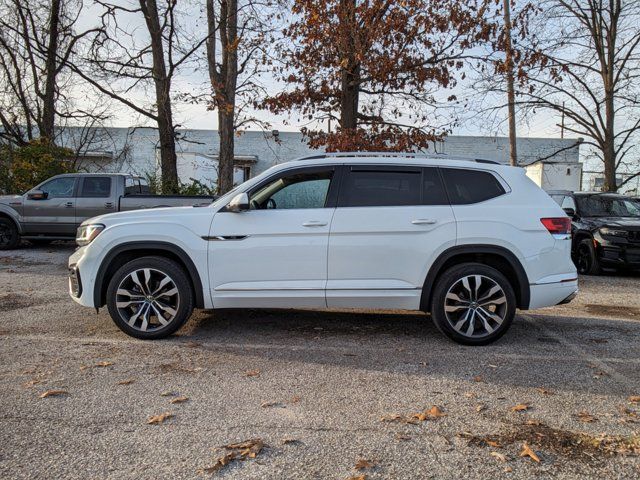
540,217 -> 571,235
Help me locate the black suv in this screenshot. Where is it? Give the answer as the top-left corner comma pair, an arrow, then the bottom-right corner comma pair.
548,191 -> 640,274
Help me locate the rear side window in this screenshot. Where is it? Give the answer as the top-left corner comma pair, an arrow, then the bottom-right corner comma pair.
441,168 -> 506,205
339,168 -> 422,207
80,177 -> 111,198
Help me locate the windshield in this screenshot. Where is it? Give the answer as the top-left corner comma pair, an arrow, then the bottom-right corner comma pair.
209,164 -> 281,210
576,195 -> 640,217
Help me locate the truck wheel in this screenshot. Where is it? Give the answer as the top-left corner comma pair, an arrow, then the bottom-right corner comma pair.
0,218 -> 20,250
106,256 -> 194,339
430,263 -> 516,346
575,238 -> 601,275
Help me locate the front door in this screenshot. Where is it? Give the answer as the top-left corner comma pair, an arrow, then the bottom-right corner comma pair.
75,176 -> 116,225
208,166 -> 338,308
22,176 -> 77,236
326,166 -> 457,309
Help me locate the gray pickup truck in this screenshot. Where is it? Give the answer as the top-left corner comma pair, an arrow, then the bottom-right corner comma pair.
0,173 -> 215,249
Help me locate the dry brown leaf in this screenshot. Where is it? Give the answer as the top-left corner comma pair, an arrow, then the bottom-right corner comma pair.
244,369 -> 260,377
487,440 -> 502,448
380,413 -> 405,423
511,403 -> 530,412
395,433 -> 411,441
524,419 -> 542,426
629,395 -> 640,403
282,438 -> 299,445
476,404 -> 487,413
464,392 -> 476,398
96,361 -> 114,367
490,451 -> 507,463
117,379 -> 135,385
160,391 -> 175,397
347,476 -> 366,480
290,395 -> 302,403
504,466 -> 513,473
170,396 -> 189,404
354,459 -> 375,470
537,388 -> 553,395
200,452 -> 237,474
577,411 -> 596,423
39,389 -> 68,398
147,412 -> 173,425
519,443 -> 540,462
473,375 -> 484,383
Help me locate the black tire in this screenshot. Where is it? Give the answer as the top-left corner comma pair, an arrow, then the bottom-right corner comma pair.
106,256 -> 194,339
0,217 -> 20,250
575,238 -> 601,275
430,263 -> 516,346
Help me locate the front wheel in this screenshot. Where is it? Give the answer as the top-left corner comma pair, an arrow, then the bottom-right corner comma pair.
106,256 -> 194,339
0,218 -> 20,250
430,263 -> 516,346
575,238 -> 601,275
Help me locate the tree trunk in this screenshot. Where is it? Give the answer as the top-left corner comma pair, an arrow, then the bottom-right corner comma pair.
339,0 -> 359,133
603,89 -> 616,192
41,0 -> 61,143
218,110 -> 235,194
141,0 -> 179,193
503,0 -> 518,166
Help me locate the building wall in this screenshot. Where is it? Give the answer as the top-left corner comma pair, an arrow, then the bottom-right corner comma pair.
58,126 -> 582,181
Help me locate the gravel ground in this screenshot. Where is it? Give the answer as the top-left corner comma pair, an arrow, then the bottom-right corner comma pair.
1,243 -> 639,480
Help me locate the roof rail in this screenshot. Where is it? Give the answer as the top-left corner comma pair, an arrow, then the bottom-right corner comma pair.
293,151 -> 501,165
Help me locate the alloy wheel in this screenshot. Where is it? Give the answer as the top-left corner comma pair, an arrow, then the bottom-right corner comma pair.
115,268 -> 180,332
577,244 -> 591,274
444,275 -> 508,339
0,223 -> 15,247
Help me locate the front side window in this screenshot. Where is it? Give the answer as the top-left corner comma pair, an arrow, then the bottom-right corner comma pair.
38,177 -> 75,198
576,195 -> 640,217
80,177 -> 111,198
339,168 -> 422,207
249,169 -> 333,210
441,168 -> 506,205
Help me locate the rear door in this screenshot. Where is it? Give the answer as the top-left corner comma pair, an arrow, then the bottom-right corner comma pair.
75,176 -> 116,225
22,176 -> 78,236
326,165 -> 456,309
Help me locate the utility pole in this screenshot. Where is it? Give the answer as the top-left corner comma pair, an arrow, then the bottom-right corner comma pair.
503,0 -> 518,166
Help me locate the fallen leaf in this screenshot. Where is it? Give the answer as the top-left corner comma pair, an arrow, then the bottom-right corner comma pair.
519,443 -> 540,462
39,389 -> 68,398
282,438 -> 299,445
473,375 -> 484,382
464,392 -> 476,398
629,396 -> 640,403
511,403 -> 530,412
504,466 -> 513,472
117,379 -> 135,385
490,451 -> 507,463
411,405 -> 446,422
160,391 -> 176,397
290,395 -> 302,403
537,388 -> 553,395
576,411 -> 596,423
395,433 -> 411,441
525,419 -> 542,426
244,369 -> 260,377
170,396 -> 189,404
147,412 -> 173,425
354,459 -> 375,470
487,440 -> 502,448
381,413 -> 406,423
96,361 -> 114,367
347,476 -> 366,480
476,404 -> 487,413
23,379 -> 42,388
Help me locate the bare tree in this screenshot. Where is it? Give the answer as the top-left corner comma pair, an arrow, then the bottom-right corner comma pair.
0,0 -> 104,146
68,0 -> 208,193
205,0 -> 278,194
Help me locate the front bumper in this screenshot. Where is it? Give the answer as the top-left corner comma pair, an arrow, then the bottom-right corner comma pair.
68,245 -> 97,307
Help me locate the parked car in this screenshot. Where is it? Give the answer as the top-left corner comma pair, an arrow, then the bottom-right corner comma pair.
68,152 -> 577,345
0,173 -> 216,249
548,190 -> 640,275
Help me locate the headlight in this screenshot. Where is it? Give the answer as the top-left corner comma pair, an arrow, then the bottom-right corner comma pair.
76,224 -> 105,246
599,227 -> 628,238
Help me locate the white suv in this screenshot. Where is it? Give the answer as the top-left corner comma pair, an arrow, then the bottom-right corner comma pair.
68,153 -> 577,345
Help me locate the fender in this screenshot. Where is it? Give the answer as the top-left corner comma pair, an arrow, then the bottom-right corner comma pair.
93,241 -> 205,309
420,244 -> 531,311
0,203 -> 23,234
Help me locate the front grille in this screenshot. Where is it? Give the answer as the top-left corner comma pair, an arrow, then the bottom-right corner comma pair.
69,266 -> 82,298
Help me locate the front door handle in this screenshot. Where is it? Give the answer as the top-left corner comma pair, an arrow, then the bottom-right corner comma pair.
302,221 -> 328,227
64,202 -> 74,208
411,219 -> 437,225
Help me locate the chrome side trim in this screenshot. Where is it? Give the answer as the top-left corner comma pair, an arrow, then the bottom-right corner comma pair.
202,235 -> 249,241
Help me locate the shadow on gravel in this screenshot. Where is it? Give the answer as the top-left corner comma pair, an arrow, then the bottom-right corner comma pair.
180,308 -> 640,396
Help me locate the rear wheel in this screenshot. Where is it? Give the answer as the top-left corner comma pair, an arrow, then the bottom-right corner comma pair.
575,238 -> 601,275
0,218 -> 20,250
430,263 -> 516,346
106,256 -> 194,339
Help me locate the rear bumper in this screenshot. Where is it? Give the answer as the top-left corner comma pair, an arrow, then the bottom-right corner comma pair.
528,279 -> 578,310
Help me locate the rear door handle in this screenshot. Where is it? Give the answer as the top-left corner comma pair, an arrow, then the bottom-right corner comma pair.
302,221 -> 328,227
411,219 -> 437,225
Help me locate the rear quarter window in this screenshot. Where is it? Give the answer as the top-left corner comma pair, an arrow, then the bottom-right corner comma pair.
441,168 -> 506,205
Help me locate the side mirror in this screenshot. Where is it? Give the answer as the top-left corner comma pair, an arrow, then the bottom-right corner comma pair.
27,189 -> 47,200
563,207 -> 576,218
227,192 -> 249,212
